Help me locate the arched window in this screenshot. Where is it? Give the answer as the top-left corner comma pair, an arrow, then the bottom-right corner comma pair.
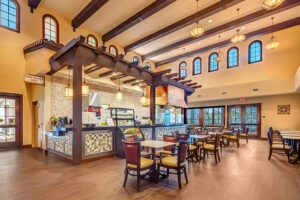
209,52 -> 219,72
133,56 -> 140,64
179,61 -> 187,78
109,45 -> 118,56
43,14 -> 59,43
144,62 -> 151,70
0,0 -> 20,32
227,47 -> 239,68
249,40 -> 262,64
87,35 -> 98,47
193,57 -> 201,75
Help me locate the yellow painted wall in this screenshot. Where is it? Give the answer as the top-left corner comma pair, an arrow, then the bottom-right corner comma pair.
189,93 -> 300,138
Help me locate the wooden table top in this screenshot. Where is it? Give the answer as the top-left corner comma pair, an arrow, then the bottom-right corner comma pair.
140,140 -> 176,148
281,135 -> 300,140
189,135 -> 210,139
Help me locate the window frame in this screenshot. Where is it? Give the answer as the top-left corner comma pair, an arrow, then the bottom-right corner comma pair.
0,0 -> 20,33
179,61 -> 187,78
227,47 -> 239,68
186,106 -> 225,126
193,57 -> 202,75
42,14 -> 59,44
208,52 -> 219,72
87,34 -> 98,47
248,40 -> 262,64
109,45 -> 118,56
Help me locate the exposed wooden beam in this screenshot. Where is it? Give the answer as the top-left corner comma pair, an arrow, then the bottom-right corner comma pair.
72,0 -> 109,31
111,74 -> 128,81
132,81 -> 146,86
28,0 -> 41,13
156,17 -> 300,67
153,69 -> 172,76
192,85 -> 202,89
102,0 -> 176,42
123,78 -> 137,84
143,0 -> 300,59
98,70 -> 114,78
179,80 -> 192,84
85,65 -> 103,74
187,83 -> 197,87
165,73 -> 178,78
172,77 -> 185,81
125,0 -> 243,52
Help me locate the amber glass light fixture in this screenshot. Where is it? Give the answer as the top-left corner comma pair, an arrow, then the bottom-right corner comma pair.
262,0 -> 285,10
265,17 -> 280,50
116,78 -> 123,102
82,69 -> 89,96
215,35 -> 223,62
231,8 -> 245,44
65,67 -> 73,98
191,0 -> 204,37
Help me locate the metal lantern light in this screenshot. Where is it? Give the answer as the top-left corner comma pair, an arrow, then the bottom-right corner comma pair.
65,68 -> 73,98
82,69 -> 89,96
190,0 -> 204,37
116,78 -> 123,102
140,89 -> 146,104
215,35 -> 223,62
265,17 -> 280,50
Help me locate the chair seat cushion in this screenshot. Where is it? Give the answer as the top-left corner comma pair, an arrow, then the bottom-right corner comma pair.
228,135 -> 238,140
155,150 -> 172,157
197,142 -> 204,146
127,157 -> 154,169
272,144 -> 290,150
189,145 -> 197,151
240,133 -> 247,137
203,144 -> 218,151
157,156 -> 185,167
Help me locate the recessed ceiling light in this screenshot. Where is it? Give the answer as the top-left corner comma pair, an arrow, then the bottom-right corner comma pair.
241,26 -> 246,30
197,42 -> 201,45
208,19 -> 213,23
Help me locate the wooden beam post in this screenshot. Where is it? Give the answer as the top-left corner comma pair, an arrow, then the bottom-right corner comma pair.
150,85 -> 156,139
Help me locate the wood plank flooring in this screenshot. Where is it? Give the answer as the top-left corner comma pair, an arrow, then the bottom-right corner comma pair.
0,140 -> 299,200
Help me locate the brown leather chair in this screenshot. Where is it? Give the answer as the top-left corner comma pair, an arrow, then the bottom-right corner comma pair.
227,128 -> 240,148
156,135 -> 176,157
122,140 -> 155,192
201,134 -> 221,164
157,141 -> 189,189
267,131 -> 290,161
177,134 -> 198,161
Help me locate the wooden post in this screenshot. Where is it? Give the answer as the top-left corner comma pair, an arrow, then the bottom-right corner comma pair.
184,93 -> 188,125
150,85 -> 156,140
72,64 -> 83,164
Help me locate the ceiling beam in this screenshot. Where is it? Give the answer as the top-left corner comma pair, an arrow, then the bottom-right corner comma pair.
156,17 -> 300,67
172,77 -> 185,81
85,65 -> 103,74
132,81 -> 146,86
102,0 -> 176,43
124,0 -> 243,52
143,0 -> 300,60
98,70 -> 114,78
165,73 -> 178,78
192,85 -> 202,89
187,83 -> 197,87
72,0 -> 109,31
153,69 -> 172,76
179,80 -> 192,84
111,74 -> 128,81
28,0 -> 41,13
123,78 -> 137,84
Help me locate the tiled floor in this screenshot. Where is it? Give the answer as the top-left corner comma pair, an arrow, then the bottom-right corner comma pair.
0,140 -> 299,200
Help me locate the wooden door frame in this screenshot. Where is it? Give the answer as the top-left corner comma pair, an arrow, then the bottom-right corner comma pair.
0,93 -> 23,148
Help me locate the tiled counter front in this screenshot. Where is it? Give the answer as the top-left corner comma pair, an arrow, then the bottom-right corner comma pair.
83,130 -> 113,159
140,128 -> 153,140
46,132 -> 72,159
155,126 -> 187,141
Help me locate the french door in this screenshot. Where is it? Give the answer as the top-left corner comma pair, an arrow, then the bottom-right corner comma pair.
227,104 -> 261,138
0,94 -> 22,149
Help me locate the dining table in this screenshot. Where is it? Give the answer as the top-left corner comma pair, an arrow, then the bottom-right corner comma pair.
279,130 -> 300,164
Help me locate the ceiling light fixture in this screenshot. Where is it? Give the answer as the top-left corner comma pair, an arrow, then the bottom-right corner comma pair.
215,35 -> 223,62
265,17 -> 280,50
140,88 -> 146,104
262,0 -> 285,10
208,19 -> 213,23
231,8 -> 245,44
65,67 -> 73,98
82,68 -> 89,96
191,0 -> 204,37
116,78 -> 123,102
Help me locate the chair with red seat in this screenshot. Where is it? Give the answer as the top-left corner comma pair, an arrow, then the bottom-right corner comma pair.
156,135 -> 177,157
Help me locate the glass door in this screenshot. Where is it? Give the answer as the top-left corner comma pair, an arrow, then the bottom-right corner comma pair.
0,96 -> 21,149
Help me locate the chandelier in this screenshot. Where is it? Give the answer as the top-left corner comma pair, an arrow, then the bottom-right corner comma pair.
191,0 -> 204,37
262,0 -> 285,10
231,8 -> 245,44
265,17 -> 279,49
215,35 -> 223,62
65,67 -> 73,98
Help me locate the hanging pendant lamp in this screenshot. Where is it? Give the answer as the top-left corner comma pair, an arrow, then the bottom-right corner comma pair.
231,8 -> 245,44
215,35 -> 223,62
265,17 -> 280,50
65,67 -> 73,98
82,68 -> 89,96
140,88 -> 146,104
191,0 -> 204,37
116,78 -> 123,102
262,0 -> 285,10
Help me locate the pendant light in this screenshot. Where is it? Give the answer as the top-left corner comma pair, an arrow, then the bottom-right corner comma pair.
116,78 -> 123,102
190,0 -> 204,37
231,8 -> 245,44
82,68 -> 89,96
140,88 -> 146,104
262,0 -> 285,10
215,35 -> 223,62
265,17 -> 280,50
65,67 -> 73,98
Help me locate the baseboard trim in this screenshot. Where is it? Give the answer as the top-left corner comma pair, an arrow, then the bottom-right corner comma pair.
82,153 -> 115,163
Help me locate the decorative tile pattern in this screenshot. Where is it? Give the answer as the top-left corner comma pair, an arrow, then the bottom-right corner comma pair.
140,128 -> 153,140
155,126 -> 187,141
83,130 -> 113,157
54,137 -> 64,153
64,133 -> 72,156
47,136 -> 55,150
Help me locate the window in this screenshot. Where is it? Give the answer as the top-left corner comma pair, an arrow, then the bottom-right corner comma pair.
133,56 -> 140,64
43,14 -> 59,43
227,47 -> 239,68
87,35 -> 98,47
179,61 -> 187,78
249,40 -> 262,64
193,57 -> 201,75
109,45 -> 118,56
144,62 -> 151,70
0,0 -> 19,32
188,106 -> 224,126
209,52 -> 219,72
187,108 -> 200,125
203,108 -> 213,125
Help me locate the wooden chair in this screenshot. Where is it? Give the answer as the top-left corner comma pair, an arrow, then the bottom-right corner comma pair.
122,140 -> 155,192
201,134 -> 221,164
158,141 -> 189,189
177,134 -> 198,161
267,131 -> 290,161
227,128 -> 240,148
156,135 -> 176,157
240,127 -> 249,143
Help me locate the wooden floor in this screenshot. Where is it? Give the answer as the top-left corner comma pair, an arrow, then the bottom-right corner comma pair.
0,140 -> 299,200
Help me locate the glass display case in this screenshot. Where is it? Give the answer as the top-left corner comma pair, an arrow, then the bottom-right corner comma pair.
155,106 -> 184,125
109,108 -> 135,127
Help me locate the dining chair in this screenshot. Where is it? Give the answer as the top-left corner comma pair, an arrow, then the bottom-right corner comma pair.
177,134 -> 198,161
267,131 -> 290,161
201,134 -> 221,164
227,128 -> 240,148
157,141 -> 189,189
240,127 -> 249,143
156,135 -> 176,157
122,140 -> 155,192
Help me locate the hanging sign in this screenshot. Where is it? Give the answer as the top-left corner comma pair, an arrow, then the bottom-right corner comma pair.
24,74 -> 45,85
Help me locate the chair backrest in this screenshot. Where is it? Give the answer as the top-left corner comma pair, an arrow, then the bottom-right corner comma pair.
214,134 -> 221,148
267,131 -> 273,146
178,141 -> 188,164
233,128 -> 240,139
124,135 -> 136,142
172,131 -> 178,139
163,135 -> 176,151
177,134 -> 189,142
245,127 -> 249,134
122,140 -> 140,167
